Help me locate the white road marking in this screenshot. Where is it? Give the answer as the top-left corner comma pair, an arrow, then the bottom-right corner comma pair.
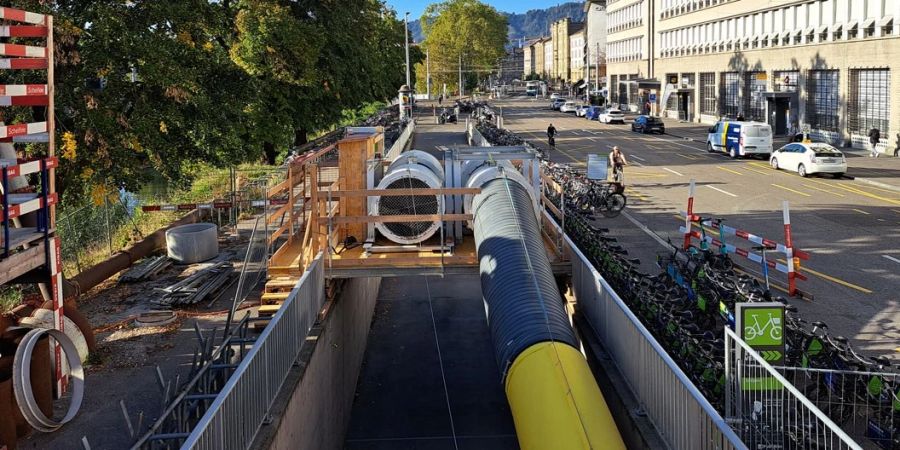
588,137 -> 599,142
623,210 -> 676,250
631,155 -> 647,162
884,255 -> 900,265
706,185 -> 738,197
571,130 -> 580,135
632,161 -> 644,167
663,168 -> 684,177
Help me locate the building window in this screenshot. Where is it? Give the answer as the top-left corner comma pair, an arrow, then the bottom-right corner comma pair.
848,69 -> 890,135
744,72 -> 767,121
806,70 -> 840,131
774,70 -> 799,92
720,72 -> 740,118
700,72 -> 716,115
628,82 -> 639,111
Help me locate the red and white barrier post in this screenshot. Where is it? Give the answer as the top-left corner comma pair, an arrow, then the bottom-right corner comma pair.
683,178 -> 695,250
783,201 -> 797,296
49,235 -> 67,395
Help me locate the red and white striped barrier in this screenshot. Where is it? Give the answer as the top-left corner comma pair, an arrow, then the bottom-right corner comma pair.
0,25 -> 48,38
0,84 -> 48,96
680,179 -> 809,296
0,43 -> 47,58
48,235 -> 67,394
0,121 -> 46,139
1,156 -> 58,178
0,58 -> 48,70
0,7 -> 47,25
0,95 -> 48,106
0,192 -> 57,221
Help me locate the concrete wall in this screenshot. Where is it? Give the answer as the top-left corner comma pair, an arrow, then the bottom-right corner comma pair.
256,276 -> 381,450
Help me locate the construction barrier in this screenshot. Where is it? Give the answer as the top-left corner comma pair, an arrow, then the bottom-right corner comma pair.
681,179 -> 809,296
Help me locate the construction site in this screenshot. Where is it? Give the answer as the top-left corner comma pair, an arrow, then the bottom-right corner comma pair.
0,6 -> 890,450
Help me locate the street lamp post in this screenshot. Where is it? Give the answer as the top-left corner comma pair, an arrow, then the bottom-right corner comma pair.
404,12 -> 411,88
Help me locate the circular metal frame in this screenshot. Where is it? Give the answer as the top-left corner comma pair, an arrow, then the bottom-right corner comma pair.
369,162 -> 445,244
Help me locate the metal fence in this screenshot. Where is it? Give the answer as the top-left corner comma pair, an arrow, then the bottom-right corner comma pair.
57,195 -> 139,275
724,327 -> 862,449
181,253 -> 325,449
225,216 -> 268,336
563,226 -> 747,450
385,119 -> 415,160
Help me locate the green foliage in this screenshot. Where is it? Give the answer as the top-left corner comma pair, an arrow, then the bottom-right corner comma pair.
419,0 -> 507,94
7,0 -> 410,203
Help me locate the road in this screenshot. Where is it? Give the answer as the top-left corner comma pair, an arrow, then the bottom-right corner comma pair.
490,95 -> 900,357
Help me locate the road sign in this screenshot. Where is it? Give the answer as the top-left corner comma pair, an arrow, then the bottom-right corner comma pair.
649,93 -> 657,103
736,302 -> 786,391
586,154 -> 608,180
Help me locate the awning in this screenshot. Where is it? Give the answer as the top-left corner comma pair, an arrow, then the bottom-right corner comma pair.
761,91 -> 797,98
816,25 -> 829,34
846,20 -> 859,30
573,79 -> 586,88
803,26 -> 815,35
862,18 -> 877,29
635,78 -> 661,88
830,23 -> 844,33
878,16 -> 894,27
779,30 -> 791,38
792,28 -> 803,37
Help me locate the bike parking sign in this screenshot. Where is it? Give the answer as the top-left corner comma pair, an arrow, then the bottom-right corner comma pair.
737,303 -> 785,365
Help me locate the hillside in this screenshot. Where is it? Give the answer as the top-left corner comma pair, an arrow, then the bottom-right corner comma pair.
410,2 -> 586,43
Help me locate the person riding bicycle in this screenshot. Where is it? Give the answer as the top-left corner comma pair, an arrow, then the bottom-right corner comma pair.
547,123 -> 557,148
609,146 -> 628,193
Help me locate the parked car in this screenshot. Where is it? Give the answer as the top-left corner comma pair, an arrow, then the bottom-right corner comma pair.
597,108 -> 626,124
769,142 -> 846,178
585,105 -> 604,120
551,97 -> 566,110
560,101 -> 578,113
575,104 -> 590,117
550,93 -> 561,101
706,120 -> 773,158
632,115 -> 665,134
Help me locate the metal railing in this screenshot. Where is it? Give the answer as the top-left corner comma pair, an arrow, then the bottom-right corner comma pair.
385,119 -> 415,160
724,327 -> 863,449
181,253 -> 326,449
225,216 -> 268,336
564,228 -> 747,450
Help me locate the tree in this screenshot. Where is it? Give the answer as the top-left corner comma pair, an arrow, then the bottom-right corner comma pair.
419,0 -> 507,94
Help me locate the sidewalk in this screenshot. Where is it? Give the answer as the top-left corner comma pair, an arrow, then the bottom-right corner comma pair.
660,118 -> 900,193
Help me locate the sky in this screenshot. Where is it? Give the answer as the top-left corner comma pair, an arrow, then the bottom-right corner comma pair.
385,0 -> 566,21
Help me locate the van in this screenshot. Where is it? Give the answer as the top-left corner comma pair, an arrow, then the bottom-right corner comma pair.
706,121 -> 773,158
525,81 -> 539,96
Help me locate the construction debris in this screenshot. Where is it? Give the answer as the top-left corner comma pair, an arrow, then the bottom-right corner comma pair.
119,256 -> 172,283
152,261 -> 234,307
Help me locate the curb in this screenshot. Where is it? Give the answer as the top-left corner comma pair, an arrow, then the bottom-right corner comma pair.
853,176 -> 900,193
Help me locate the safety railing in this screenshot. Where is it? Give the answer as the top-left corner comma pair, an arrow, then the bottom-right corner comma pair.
385,118 -> 415,160
724,327 -> 862,449
181,253 -> 325,450
563,226 -> 747,449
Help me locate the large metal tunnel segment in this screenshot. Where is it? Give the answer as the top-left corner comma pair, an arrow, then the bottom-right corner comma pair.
469,170 -> 625,450
369,150 -> 444,244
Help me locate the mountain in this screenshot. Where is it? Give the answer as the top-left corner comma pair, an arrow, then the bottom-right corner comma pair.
409,2 -> 586,44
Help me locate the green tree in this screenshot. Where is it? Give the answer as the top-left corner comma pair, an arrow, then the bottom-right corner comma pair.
419,0 -> 507,94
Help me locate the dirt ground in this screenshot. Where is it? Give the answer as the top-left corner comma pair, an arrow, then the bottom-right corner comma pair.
20,219 -> 264,450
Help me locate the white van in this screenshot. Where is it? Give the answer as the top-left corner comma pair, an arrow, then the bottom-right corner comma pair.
706,121 -> 773,158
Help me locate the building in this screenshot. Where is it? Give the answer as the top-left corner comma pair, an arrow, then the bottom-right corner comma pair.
550,18 -> 586,84
544,38 -> 554,79
605,0 -> 900,151
570,24 -> 586,85
532,39 -> 546,79
498,47 -> 524,84
584,0 -> 609,93
523,40 -> 535,77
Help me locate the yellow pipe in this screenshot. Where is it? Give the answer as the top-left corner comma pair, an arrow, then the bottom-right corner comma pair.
505,342 -> 626,450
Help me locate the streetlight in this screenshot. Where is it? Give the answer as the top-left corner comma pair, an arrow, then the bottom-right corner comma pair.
404,12 -> 411,88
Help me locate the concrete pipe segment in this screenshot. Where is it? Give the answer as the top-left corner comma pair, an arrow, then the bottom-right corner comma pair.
369,150 -> 445,245
470,171 -> 625,450
166,223 -> 219,264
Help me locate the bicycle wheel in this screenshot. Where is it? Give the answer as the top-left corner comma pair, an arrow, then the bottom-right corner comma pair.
600,193 -> 627,218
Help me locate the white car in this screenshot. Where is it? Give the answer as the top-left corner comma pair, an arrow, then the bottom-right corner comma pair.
560,101 -> 578,113
769,142 -> 847,178
598,108 -> 626,124
550,93 -> 561,101
575,104 -> 590,117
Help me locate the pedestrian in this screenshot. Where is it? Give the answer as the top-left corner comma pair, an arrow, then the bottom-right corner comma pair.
644,101 -> 651,115
868,127 -> 881,158
547,123 -> 557,148
736,112 -> 745,121
438,94 -> 443,106
609,146 -> 628,193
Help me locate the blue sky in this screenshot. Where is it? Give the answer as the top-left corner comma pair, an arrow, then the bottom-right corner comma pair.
386,1 -> 565,21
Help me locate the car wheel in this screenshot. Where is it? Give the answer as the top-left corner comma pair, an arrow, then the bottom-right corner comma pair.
631,124 -> 636,131
798,164 -> 808,177
831,172 -> 844,179
642,127 -> 649,134
730,147 -> 738,159
770,158 -> 779,170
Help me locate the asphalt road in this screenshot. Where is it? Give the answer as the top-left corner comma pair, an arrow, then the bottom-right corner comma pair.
491,95 -> 900,357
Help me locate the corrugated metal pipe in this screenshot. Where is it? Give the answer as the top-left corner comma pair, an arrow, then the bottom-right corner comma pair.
469,170 -> 625,450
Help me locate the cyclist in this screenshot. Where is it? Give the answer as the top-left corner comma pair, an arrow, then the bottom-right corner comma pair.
609,146 -> 628,193
547,123 -> 557,149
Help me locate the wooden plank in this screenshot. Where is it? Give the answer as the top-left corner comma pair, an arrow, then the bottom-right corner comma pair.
328,255 -> 477,267
316,187 -> 481,198
266,200 -> 292,225
268,220 -> 291,245
541,172 -> 562,194
319,214 -> 472,225
0,240 -> 45,285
